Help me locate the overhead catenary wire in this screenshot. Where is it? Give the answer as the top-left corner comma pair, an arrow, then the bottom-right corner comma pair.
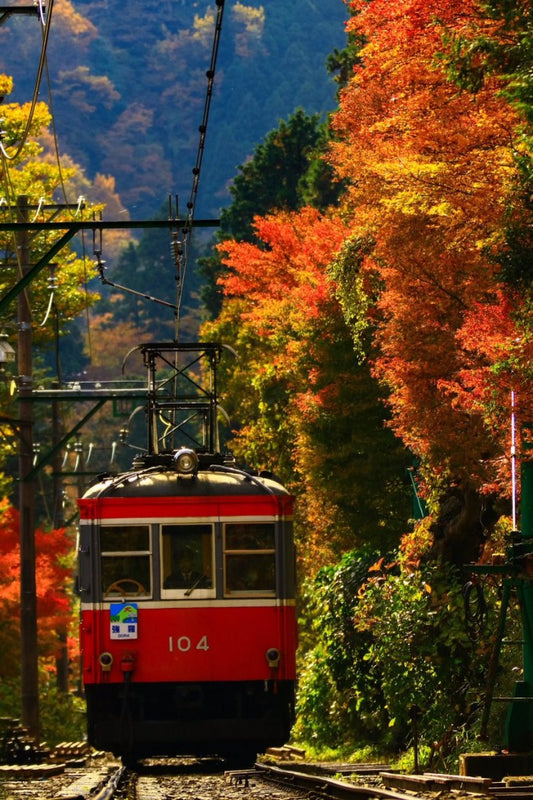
175,0 -> 225,338
0,0 -> 61,321
1,33 -> 93,514
0,0 -> 55,162
86,1 -> 225,341
42,51 -> 75,210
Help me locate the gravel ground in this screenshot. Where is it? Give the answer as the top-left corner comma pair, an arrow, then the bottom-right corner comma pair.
0,758 -> 309,800
0,755 -> 508,800
145,771 -> 309,800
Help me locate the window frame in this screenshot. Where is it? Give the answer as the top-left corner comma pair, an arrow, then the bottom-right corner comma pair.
223,522 -> 277,598
160,521 -> 216,600
100,523 -> 152,600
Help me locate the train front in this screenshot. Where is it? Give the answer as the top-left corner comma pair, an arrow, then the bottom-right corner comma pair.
78,451 -> 297,765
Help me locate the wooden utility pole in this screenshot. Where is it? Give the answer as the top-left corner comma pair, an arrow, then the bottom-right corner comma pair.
52,380 -> 69,692
17,195 -> 39,739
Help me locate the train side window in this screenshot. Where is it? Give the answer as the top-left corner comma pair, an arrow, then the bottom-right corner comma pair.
101,525 -> 151,599
224,523 -> 276,596
160,523 -> 214,598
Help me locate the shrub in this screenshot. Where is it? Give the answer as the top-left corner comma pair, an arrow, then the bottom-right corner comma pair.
39,684 -> 86,747
295,541 -> 501,762
0,678 -> 86,748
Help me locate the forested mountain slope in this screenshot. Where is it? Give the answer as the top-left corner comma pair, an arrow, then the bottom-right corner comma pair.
0,0 -> 346,218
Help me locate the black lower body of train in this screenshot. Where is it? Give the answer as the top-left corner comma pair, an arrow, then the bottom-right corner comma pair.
85,679 -> 295,766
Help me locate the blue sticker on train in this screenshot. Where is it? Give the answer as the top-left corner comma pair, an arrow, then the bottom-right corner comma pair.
110,603 -> 138,640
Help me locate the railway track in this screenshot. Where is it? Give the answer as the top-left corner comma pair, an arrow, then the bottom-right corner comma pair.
254,762 -> 422,800
259,761 -> 533,800
1,752 -> 532,800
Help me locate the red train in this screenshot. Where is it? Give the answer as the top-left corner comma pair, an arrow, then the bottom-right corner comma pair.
77,343 -> 297,765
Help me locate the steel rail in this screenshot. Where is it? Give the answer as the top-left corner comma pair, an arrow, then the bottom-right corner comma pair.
93,766 -> 127,800
254,762 -> 425,800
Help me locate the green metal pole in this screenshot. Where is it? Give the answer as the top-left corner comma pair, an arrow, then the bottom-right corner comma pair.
504,439 -> 533,750
522,452 -> 533,539
480,579 -> 511,739
522,443 -> 533,740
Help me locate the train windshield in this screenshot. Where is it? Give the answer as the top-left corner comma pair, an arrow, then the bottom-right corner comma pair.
161,523 -> 214,597
101,524 -> 152,599
224,523 -> 276,596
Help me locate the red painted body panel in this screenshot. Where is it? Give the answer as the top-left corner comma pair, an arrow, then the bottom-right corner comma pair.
78,494 -> 294,520
82,604 -> 297,685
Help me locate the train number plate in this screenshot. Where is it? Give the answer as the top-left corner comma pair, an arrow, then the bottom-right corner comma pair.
168,635 -> 209,652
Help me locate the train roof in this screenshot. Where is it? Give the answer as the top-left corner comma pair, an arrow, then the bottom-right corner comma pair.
80,464 -> 291,501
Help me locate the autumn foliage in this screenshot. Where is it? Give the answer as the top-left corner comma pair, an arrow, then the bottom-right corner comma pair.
328,0 -> 533,499
0,498 -> 75,678
204,209 -> 349,568
203,208 -> 411,570
204,0 -> 533,576
196,0 -> 533,757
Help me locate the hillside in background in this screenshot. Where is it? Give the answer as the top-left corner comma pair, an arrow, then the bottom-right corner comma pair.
0,0 -> 347,219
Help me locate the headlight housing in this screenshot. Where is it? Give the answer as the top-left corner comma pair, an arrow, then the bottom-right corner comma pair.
174,447 -> 199,475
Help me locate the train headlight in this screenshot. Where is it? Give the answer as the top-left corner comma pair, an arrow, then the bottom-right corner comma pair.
266,647 -> 280,668
99,652 -> 113,672
174,447 -> 199,475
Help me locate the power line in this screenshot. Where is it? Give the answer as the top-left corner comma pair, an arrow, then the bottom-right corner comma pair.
176,0 -> 226,337
0,0 -> 55,161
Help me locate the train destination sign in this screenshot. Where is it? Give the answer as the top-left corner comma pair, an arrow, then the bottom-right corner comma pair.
110,603 -> 138,640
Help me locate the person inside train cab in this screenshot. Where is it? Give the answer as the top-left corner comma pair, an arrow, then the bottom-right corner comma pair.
164,548 -> 209,590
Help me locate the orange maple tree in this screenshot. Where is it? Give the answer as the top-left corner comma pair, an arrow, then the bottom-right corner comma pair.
203,207 -> 411,570
204,208 -> 348,478
329,0 -> 532,498
0,498 -> 75,678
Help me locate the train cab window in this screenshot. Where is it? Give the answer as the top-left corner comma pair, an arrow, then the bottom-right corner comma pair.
224,523 -> 276,596
101,525 -> 151,599
161,524 -> 214,598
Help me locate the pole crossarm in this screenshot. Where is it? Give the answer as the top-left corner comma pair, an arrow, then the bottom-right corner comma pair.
0,230 -> 78,313
0,218 -> 219,232
0,217 -> 220,313
0,5 -> 39,25
28,387 -> 148,402
19,388 -> 147,482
